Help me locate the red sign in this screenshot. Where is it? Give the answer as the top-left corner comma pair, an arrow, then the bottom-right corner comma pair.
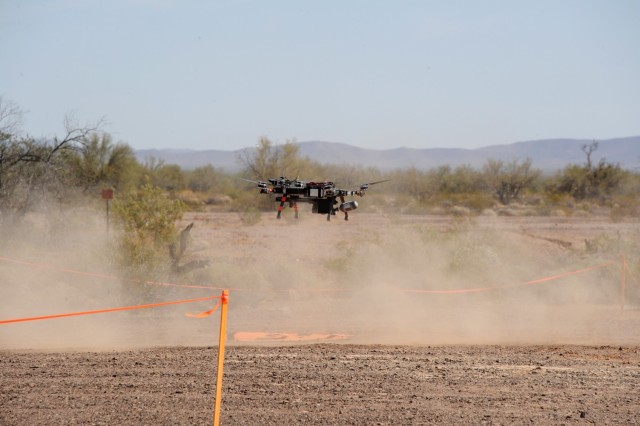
101,189 -> 114,200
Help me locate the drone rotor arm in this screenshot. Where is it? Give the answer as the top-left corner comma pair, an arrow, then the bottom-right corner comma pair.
239,177 -> 271,190
367,179 -> 392,186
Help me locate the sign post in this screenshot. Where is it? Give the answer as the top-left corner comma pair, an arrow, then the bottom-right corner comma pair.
101,189 -> 113,239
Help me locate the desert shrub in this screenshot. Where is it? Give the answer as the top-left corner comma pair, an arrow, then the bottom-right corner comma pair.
64,133 -> 140,193
609,195 -> 640,222
433,193 -> 494,214
549,143 -> 626,204
481,158 -> 541,205
238,205 -> 263,225
186,165 -> 221,192
238,137 -> 309,181
174,189 -> 207,212
324,240 -> 356,273
111,183 -> 185,282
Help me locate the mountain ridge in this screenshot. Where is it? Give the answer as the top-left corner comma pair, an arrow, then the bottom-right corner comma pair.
135,136 -> 640,172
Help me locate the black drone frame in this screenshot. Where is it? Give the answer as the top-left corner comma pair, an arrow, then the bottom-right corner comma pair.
244,177 -> 389,221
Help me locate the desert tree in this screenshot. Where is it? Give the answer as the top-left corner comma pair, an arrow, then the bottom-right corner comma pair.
482,158 -> 540,205
581,142 -> 623,200
238,136 -> 308,181
151,164 -> 186,191
0,96 -> 24,137
446,164 -> 484,193
138,156 -> 188,192
0,98 -> 104,219
236,137 -> 313,212
551,141 -> 624,201
186,164 -> 218,192
64,132 -> 140,193
186,164 -> 231,193
386,167 -> 432,205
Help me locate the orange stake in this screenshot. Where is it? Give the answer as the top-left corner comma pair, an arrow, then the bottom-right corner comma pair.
213,290 -> 229,426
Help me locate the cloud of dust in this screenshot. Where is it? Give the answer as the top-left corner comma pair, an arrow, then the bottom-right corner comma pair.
0,205 -> 218,351
219,213 -> 638,346
1,208 -> 638,350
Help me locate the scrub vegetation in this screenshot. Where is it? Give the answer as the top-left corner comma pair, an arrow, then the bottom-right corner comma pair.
1,97 -> 639,278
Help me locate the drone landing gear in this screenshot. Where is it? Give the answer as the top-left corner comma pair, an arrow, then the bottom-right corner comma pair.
324,197 -> 348,221
276,196 -> 299,220
277,196 -> 286,219
326,197 -> 336,221
327,210 -> 348,221
341,196 -> 349,221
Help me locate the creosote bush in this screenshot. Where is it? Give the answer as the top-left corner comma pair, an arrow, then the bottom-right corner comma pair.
112,183 -> 185,281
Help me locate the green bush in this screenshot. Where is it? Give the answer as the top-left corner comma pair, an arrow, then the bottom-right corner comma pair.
112,183 -> 185,281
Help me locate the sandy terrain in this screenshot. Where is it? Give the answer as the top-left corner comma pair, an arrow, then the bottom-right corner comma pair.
1,211 -> 639,424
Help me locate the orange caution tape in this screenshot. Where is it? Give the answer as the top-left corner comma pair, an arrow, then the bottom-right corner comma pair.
0,255 -> 225,291
401,261 -> 616,294
1,254 -> 622,298
0,295 -> 219,325
627,262 -> 638,287
0,255 -> 118,280
185,300 -> 221,318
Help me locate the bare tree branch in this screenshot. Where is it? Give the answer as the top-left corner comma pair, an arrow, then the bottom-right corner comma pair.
46,114 -> 106,162
0,96 -> 25,137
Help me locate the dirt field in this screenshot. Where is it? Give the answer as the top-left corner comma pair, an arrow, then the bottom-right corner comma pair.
1,212 -> 640,424
2,344 -> 639,425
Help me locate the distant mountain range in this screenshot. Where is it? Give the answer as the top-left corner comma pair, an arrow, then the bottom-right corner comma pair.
135,136 -> 640,173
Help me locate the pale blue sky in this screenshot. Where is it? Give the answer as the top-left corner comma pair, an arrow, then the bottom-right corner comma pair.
1,0 -> 638,151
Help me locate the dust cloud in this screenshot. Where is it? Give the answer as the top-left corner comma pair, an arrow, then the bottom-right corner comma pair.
1,208 -> 639,351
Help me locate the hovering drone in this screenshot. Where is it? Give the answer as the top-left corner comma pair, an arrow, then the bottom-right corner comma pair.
243,177 -> 389,221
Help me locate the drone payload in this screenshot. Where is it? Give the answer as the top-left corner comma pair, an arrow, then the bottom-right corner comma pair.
244,177 -> 389,221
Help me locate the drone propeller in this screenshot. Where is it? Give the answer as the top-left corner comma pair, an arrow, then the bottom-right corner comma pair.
239,177 -> 268,188
359,179 -> 391,191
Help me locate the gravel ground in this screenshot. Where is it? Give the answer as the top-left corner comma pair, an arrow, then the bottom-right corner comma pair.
2,344 -> 639,425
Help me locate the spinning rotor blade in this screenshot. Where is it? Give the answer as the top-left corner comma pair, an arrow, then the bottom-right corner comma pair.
366,179 -> 391,185
239,177 -> 269,188
359,179 -> 391,191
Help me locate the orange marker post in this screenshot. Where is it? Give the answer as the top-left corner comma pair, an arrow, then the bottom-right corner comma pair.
213,290 -> 229,426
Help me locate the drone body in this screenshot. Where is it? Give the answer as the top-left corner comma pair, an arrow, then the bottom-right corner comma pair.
246,177 -> 388,221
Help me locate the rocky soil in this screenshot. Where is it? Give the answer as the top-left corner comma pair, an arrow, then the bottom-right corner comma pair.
2,344 -> 639,425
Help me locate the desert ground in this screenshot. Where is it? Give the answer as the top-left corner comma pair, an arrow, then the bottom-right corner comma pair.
1,210 -> 639,424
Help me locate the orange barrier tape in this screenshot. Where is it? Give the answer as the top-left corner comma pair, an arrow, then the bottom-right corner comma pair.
186,300 -> 222,318
628,264 -> 638,286
0,255 -> 346,294
0,255 -> 118,281
1,254 -> 623,297
0,295 -> 219,325
401,261 -> 616,294
0,255 -> 224,291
